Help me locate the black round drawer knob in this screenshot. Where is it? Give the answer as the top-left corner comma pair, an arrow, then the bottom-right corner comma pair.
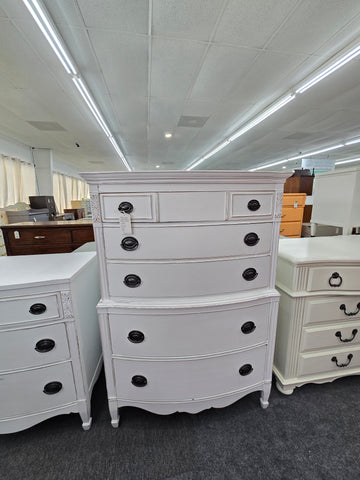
121,236 -> 139,251
128,330 -> 145,343
242,268 -> 258,281
131,375 -> 147,387
124,274 -> 141,288
247,199 -> 261,211
43,381 -> 63,395
239,364 -> 253,376
241,321 -> 256,334
118,201 -> 133,214
29,303 -> 47,315
244,232 -> 259,246
35,338 -> 55,353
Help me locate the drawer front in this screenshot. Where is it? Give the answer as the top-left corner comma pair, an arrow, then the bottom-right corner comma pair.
0,323 -> 70,371
71,227 -> 94,244
281,206 -> 304,223
0,294 -> 61,326
282,194 -> 306,208
109,302 -> 271,357
279,222 -> 302,237
107,256 -> 271,298
6,228 -> 71,245
158,192 -> 226,222
101,193 -> 157,222
113,345 -> 267,402
104,223 -> 273,260
229,193 -> 274,219
301,321 -> 360,352
304,296 -> 360,326
307,266 -> 360,292
298,346 -> 360,377
0,362 -> 76,418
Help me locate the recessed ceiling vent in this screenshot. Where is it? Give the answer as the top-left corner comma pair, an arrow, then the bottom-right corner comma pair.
177,116 -> 209,128
27,121 -> 66,131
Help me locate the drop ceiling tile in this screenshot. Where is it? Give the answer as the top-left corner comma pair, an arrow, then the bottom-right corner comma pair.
44,0 -> 85,28
76,0 -> 149,34
214,0 -> 299,48
152,0 -> 224,41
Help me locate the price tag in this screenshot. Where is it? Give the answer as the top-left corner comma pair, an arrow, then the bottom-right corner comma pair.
119,211 -> 132,234
294,201 -> 298,208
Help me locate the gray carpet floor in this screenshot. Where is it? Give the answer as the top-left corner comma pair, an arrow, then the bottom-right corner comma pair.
1,370 -> 360,480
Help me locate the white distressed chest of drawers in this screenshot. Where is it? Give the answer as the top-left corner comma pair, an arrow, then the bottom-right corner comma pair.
82,171 -> 289,427
0,252 -> 102,433
274,235 -> 360,394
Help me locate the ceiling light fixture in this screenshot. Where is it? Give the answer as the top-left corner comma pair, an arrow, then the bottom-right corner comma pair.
155,165 -> 160,168
164,133 -> 172,138
22,0 -> 131,171
335,157 -> 360,165
345,138 -> 360,146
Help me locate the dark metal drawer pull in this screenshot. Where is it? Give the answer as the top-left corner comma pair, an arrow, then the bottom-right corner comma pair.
239,364 -> 253,376
247,199 -> 260,211
242,268 -> 258,281
241,321 -> 256,334
335,329 -> 358,343
124,274 -> 141,288
329,272 -> 342,287
339,303 -> 360,316
29,303 -> 47,315
331,354 -> 353,368
118,201 -> 133,214
35,338 -> 55,352
131,375 -> 147,387
128,330 -> 145,343
43,381 -> 63,395
121,236 -> 139,251
244,232 -> 259,246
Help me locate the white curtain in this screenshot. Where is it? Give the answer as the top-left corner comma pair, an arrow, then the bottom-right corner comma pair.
53,172 -> 89,213
0,155 -> 36,208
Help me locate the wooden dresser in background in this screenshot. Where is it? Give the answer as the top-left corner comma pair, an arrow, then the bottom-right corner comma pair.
280,193 -> 306,238
1,219 -> 94,256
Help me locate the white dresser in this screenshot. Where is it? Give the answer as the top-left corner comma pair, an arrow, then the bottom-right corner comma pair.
0,252 -> 102,433
81,171 -> 288,427
274,235 -> 360,394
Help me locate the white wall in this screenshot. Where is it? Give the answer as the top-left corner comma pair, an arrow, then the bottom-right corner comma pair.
0,132 -> 33,164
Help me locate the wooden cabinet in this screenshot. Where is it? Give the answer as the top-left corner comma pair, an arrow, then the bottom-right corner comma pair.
1,219 -> 94,255
280,193 -> 306,238
82,170 -> 289,427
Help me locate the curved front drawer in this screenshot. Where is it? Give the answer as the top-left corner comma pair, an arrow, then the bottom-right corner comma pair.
0,294 -> 61,326
104,223 -> 273,260
106,256 -> 271,299
109,302 -> 271,357
113,345 -> 267,402
307,266 -> 360,292
0,362 -> 76,419
298,346 -> 360,377
0,323 -> 70,371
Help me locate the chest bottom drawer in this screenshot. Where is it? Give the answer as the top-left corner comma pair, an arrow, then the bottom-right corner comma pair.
298,346 -> 360,377
0,362 -> 76,419
113,345 -> 267,402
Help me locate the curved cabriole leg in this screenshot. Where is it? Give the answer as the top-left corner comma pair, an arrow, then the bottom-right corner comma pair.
79,405 -> 92,431
260,384 -> 271,409
109,400 -> 120,428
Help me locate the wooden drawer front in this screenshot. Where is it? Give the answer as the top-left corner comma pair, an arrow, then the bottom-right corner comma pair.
7,245 -> 73,255
301,321 -> 360,352
307,266 -> 360,292
107,256 -> 271,299
0,294 -> 61,326
113,345 -> 267,402
104,223 -> 273,260
109,302 -> 271,357
229,193 -> 274,219
0,323 -> 70,371
71,227 -> 94,244
281,206 -> 304,223
6,228 -> 71,246
0,362 -> 76,418
282,194 -> 306,208
304,296 -> 360,326
298,346 -> 360,377
279,222 -> 302,237
158,192 -> 226,222
101,193 -> 157,222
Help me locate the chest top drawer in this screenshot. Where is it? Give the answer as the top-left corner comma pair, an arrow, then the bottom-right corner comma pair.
0,293 -> 62,326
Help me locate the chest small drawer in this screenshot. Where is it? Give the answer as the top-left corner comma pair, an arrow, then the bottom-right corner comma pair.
109,302 -> 271,357
304,296 -> 360,326
229,193 -> 274,219
113,345 -> 267,402
107,256 -> 271,299
158,192 -> 226,222
298,346 -> 360,377
101,193 -> 157,222
307,266 -> 360,292
301,322 -> 360,352
104,223 -> 273,260
0,323 -> 70,371
0,293 -> 61,326
0,362 -> 76,419
279,222 -> 302,237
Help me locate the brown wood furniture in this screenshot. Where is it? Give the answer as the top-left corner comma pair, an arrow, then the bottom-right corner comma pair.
1,219 -> 94,256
